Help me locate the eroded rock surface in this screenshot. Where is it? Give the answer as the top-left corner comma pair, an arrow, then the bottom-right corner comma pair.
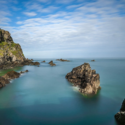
115,99 -> 125,124
66,63 -> 101,95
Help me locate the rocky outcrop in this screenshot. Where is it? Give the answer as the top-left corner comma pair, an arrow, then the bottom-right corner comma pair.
115,99 -> 125,124
48,61 -> 56,66
0,29 -> 25,64
0,77 -> 10,88
0,29 -> 40,69
91,60 -> 95,62
66,63 -> 101,95
0,70 -> 28,88
2,71 -> 20,80
56,59 -> 70,62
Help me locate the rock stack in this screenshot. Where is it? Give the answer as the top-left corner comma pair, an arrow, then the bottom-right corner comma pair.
66,63 -> 101,95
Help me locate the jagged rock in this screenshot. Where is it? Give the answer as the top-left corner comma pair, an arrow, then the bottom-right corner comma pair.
48,61 -> 56,66
56,59 -> 70,62
0,77 -> 10,88
115,99 -> 125,124
91,60 -> 95,62
66,63 -> 101,95
2,71 -> 20,80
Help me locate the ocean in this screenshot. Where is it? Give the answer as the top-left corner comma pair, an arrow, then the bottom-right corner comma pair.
0,58 -> 125,125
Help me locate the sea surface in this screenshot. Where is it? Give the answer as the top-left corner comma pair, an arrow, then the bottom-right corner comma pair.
0,58 -> 125,125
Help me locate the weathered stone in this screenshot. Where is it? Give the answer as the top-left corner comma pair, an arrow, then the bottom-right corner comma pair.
66,63 -> 101,95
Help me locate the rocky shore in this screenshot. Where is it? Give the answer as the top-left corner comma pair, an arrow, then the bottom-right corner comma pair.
0,70 -> 28,88
0,29 -> 40,69
66,63 -> 101,95
115,99 -> 125,124
56,59 -> 70,62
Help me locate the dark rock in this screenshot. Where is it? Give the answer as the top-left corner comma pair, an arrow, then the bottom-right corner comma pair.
56,59 -> 70,62
115,99 -> 125,124
48,61 -> 56,66
0,77 -> 10,88
91,60 -> 95,62
66,63 -> 100,95
2,71 -> 20,80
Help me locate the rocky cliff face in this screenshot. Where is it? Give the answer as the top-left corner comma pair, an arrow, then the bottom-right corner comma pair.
66,63 -> 101,95
115,99 -> 125,124
0,29 -> 25,64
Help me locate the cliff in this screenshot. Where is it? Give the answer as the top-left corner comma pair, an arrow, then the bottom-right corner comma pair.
0,29 -> 25,64
66,63 -> 101,95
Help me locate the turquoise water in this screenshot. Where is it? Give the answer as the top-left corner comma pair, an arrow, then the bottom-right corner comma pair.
0,59 -> 125,125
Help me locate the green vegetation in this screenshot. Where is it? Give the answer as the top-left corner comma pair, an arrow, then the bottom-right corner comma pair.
0,41 -> 24,58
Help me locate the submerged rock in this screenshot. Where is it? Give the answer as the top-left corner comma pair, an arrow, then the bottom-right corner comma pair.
115,99 -> 125,124
48,61 -> 56,66
56,59 -> 70,62
66,63 -> 101,95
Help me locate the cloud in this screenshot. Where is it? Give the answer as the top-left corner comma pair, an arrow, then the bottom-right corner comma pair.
1,0 -> 125,58
23,12 -> 37,16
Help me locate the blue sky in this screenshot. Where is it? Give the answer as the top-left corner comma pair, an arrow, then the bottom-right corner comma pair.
0,0 -> 125,58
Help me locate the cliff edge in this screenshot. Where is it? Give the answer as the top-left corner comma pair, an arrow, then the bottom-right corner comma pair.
0,29 -> 25,64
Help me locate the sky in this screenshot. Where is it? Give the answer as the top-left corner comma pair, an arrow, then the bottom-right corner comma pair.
0,0 -> 125,58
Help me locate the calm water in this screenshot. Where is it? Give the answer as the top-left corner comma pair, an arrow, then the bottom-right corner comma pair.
0,58 -> 125,125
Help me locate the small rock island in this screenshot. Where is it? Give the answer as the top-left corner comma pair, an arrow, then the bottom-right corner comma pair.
0,29 -> 40,69
115,99 -> 125,124
56,59 -> 70,62
66,63 -> 101,95
48,61 -> 56,66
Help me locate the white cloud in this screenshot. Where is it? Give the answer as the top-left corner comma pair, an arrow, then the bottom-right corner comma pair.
1,0 -> 125,58
23,12 -> 37,16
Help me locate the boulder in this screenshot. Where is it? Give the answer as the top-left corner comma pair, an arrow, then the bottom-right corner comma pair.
115,99 -> 125,124
66,63 -> 101,95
